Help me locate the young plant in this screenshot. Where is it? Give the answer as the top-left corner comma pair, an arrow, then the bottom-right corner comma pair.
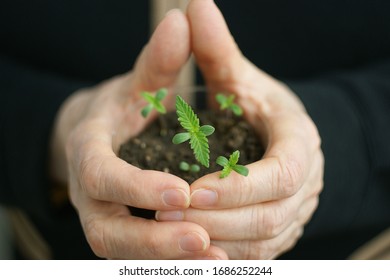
179,161 -> 201,173
140,88 -> 168,117
172,95 -> 215,168
216,150 -> 249,178
216,93 -> 243,116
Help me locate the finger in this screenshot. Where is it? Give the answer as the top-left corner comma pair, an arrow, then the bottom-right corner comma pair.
305,149 -> 325,199
188,0 -> 246,85
211,222 -> 304,260
68,119 -> 191,210
75,197 -> 224,260
189,111 -> 320,210
183,245 -> 229,260
157,186 -> 319,241
156,198 -> 296,240
130,9 -> 190,95
188,1 -> 322,210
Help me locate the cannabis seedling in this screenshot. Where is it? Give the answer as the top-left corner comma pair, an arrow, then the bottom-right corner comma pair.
179,161 -> 201,173
216,93 -> 243,116
172,96 -> 215,168
140,88 -> 168,117
216,150 -> 249,178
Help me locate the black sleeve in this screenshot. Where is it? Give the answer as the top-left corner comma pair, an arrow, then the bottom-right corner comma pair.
0,55 -> 90,220
282,58 -> 390,259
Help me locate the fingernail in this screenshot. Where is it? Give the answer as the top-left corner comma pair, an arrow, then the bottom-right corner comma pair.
155,210 -> 183,221
162,189 -> 190,207
191,189 -> 218,207
179,232 -> 207,252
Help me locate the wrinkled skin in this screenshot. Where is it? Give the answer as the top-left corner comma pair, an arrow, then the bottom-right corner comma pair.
50,0 -> 323,259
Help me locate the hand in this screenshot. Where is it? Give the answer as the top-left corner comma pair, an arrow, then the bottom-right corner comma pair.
156,0 -> 324,259
50,9 -> 227,260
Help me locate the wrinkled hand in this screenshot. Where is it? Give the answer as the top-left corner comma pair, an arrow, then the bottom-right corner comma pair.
157,0 -> 324,259
50,10 -> 227,260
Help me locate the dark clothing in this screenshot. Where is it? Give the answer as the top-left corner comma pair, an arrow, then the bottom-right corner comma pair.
1,0 -> 390,259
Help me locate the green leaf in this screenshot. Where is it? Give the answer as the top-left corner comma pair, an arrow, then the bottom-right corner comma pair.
217,155 -> 232,178
172,132 -> 191,144
179,161 -> 190,171
174,95 -> 212,167
179,161 -> 200,173
140,89 -> 167,117
216,156 -> 229,167
156,88 -> 168,101
141,92 -> 155,103
217,151 -> 249,178
229,150 -> 240,166
199,125 -> 215,137
175,95 -> 200,132
231,104 -> 243,116
154,102 -> 167,114
215,93 -> 244,115
190,164 -> 200,173
232,165 -> 249,176
227,95 -> 235,105
216,93 -> 227,106
220,165 -> 233,178
141,104 -> 153,118
190,132 -> 210,167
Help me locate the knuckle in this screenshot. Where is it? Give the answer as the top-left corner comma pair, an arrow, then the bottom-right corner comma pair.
250,205 -> 286,240
229,176 -> 251,206
83,215 -> 109,258
279,227 -> 303,257
244,244 -> 262,259
259,207 -> 286,239
125,170 -> 145,203
79,153 -> 105,198
275,156 -> 304,197
243,242 -> 273,260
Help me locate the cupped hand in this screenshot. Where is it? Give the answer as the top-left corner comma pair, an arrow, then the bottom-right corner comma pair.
50,9 -> 227,260
156,0 -> 324,259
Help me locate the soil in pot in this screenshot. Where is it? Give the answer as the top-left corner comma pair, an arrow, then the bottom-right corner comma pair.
119,110 -> 264,218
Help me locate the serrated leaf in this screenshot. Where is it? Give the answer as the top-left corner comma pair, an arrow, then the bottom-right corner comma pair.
189,132 -> 210,167
176,95 -> 199,132
232,165 -> 249,176
217,151 -> 249,178
172,132 -> 191,144
199,125 -> 215,137
220,165 -> 232,178
229,150 -> 240,166
174,95 -> 214,167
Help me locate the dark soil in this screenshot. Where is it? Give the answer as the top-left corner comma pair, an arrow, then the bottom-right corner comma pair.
119,110 -> 264,218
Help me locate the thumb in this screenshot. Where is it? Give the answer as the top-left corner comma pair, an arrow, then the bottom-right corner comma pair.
187,0 -> 247,87
131,9 -> 190,93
